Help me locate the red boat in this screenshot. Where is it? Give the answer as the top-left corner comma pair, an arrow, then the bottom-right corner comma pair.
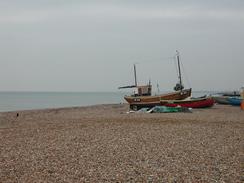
160,97 -> 215,108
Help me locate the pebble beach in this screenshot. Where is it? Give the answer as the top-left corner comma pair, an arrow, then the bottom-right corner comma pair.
0,104 -> 243,182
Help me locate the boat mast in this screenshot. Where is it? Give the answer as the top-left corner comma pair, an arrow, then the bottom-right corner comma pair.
134,64 -> 138,87
176,50 -> 182,89
118,64 -> 138,89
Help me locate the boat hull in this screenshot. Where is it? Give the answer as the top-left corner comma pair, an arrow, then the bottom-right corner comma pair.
160,97 -> 214,108
212,96 -> 230,105
227,97 -> 243,106
125,88 -> 191,105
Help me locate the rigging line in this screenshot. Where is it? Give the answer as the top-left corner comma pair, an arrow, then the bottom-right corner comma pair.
180,60 -> 191,88
131,57 -> 175,64
173,56 -> 179,80
130,56 -> 174,60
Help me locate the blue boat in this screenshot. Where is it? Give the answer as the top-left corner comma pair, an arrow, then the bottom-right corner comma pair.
227,97 -> 243,106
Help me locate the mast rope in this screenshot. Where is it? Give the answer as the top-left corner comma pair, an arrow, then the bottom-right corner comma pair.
129,54 -> 191,89
173,57 -> 179,81
180,60 -> 191,88
131,57 -> 174,64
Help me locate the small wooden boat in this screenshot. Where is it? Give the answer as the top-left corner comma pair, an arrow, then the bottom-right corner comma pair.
160,97 -> 215,108
212,96 -> 230,105
227,97 -> 243,106
124,88 -> 192,110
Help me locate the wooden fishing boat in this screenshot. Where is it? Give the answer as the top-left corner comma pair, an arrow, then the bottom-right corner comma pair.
160,97 -> 214,108
119,51 -> 192,110
124,88 -> 191,110
227,97 -> 243,106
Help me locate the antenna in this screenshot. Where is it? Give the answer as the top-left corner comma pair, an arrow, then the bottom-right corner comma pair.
176,50 -> 182,89
133,64 -> 138,87
157,83 -> 160,94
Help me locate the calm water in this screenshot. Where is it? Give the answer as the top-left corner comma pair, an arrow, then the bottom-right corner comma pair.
0,92 -> 128,112
0,91 -> 213,112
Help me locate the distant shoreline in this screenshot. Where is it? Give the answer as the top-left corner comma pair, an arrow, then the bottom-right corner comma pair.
0,90 -> 240,112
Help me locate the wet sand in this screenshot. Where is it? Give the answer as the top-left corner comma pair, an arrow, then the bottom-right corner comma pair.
0,104 -> 243,182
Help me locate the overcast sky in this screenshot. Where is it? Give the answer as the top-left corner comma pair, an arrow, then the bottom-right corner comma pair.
0,0 -> 243,92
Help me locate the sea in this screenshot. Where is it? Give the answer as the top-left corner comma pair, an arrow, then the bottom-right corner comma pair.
0,91 -> 213,112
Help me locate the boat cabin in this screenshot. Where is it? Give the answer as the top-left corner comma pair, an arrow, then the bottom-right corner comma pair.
134,85 -> 152,96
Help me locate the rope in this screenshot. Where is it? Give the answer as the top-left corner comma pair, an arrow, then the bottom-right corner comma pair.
180,60 -> 191,88
173,57 -> 179,81
130,56 -> 174,64
130,54 -> 191,88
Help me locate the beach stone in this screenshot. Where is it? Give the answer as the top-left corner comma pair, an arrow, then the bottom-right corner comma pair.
0,104 -> 243,182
